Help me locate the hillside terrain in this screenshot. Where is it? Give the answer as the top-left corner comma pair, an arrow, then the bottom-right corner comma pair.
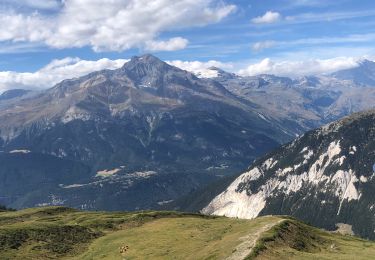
1,56 -> 375,212
204,108 -> 375,240
0,207 -> 375,259
0,54 -> 289,211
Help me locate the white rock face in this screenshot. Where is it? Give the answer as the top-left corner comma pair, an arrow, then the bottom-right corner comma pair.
332,169 -> 360,215
127,170 -> 156,178
62,106 -> 92,123
203,140 -> 362,219
202,178 -> 277,219
263,158 -> 277,170
96,168 -> 121,178
202,167 -> 265,218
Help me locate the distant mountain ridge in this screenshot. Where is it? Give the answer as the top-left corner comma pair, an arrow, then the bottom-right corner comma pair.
196,59 -> 375,87
0,89 -> 31,101
331,59 -> 375,86
209,61 -> 375,135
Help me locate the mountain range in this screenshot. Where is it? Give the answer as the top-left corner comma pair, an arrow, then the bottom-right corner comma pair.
0,54 -> 290,210
209,62 -> 375,134
1,55 -> 375,214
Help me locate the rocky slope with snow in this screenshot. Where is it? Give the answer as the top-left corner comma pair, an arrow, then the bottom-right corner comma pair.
203,109 -> 375,239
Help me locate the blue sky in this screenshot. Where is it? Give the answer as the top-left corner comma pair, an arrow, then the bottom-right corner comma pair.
0,0 -> 375,91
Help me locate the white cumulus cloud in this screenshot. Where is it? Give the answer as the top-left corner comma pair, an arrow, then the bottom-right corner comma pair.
167,60 -> 234,77
0,0 -> 236,52
251,11 -> 281,24
238,57 -> 360,77
0,57 -> 128,93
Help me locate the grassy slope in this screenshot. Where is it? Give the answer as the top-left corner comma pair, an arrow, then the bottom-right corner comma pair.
0,207 -> 204,259
0,207 -> 374,260
249,218 -> 375,260
78,216 -> 281,260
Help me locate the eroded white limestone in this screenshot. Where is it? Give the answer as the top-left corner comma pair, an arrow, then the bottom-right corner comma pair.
204,140 -> 362,219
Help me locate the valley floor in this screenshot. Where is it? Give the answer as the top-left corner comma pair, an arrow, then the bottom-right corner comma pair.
0,207 -> 374,259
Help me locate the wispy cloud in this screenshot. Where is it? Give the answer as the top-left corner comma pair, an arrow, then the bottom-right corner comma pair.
0,42 -> 47,54
250,10 -> 375,27
287,0 -> 340,7
251,33 -> 375,53
252,41 -> 277,52
285,10 -> 375,24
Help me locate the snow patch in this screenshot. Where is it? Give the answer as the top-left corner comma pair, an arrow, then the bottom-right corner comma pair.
206,164 -> 229,171
9,149 -> 31,154
157,200 -> 174,206
349,146 -> 357,155
62,184 -> 85,189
